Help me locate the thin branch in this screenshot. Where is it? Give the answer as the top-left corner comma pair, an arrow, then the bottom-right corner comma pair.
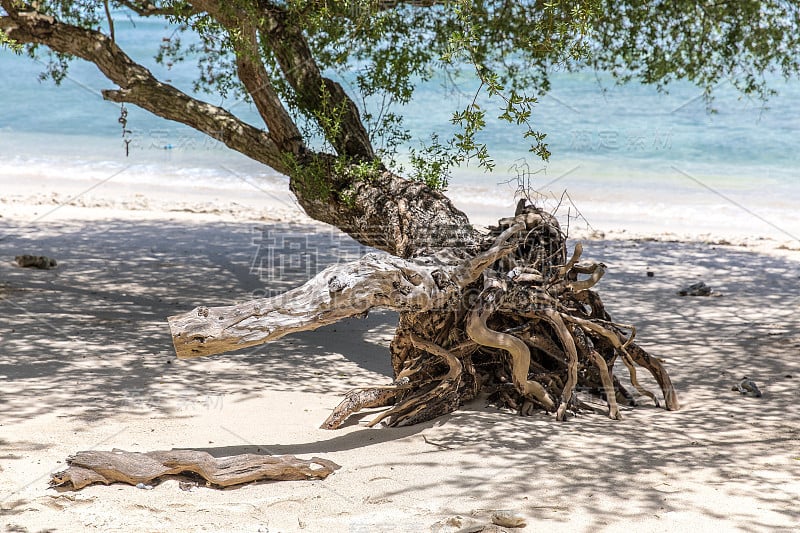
103,0 -> 114,42
253,1 -> 375,160
117,0 -> 185,17
233,28 -> 304,153
377,1 -> 446,10
187,1 -> 303,154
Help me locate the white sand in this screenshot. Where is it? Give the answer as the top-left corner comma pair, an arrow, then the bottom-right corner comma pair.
1,175 -> 799,532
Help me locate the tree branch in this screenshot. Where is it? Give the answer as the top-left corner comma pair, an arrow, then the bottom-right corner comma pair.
187,1 -> 304,155
174,0 -> 375,159
168,252 -> 463,359
234,27 -> 304,154
169,217 -> 521,358
0,6 -> 291,174
102,0 -> 115,42
377,1 -> 446,10
254,1 -> 374,160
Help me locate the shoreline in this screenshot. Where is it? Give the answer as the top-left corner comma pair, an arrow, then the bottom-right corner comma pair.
2,173 -> 798,259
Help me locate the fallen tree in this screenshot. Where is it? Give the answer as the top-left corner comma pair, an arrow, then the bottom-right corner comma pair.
169,201 -> 679,427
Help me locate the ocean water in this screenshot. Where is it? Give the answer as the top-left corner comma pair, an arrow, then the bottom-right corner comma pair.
1,13 -> 798,237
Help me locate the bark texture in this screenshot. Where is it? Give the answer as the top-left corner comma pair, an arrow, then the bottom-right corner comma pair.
290,165 -> 482,258
169,221 -> 518,358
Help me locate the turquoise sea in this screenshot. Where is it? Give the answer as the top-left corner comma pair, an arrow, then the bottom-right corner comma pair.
1,13 -> 798,237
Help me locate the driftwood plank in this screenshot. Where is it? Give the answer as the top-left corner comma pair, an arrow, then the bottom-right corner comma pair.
50,449 -> 340,490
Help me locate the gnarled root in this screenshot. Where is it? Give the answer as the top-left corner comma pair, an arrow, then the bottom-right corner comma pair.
321,382 -> 408,430
364,205 -> 679,427
627,342 -> 680,410
366,334 -> 463,427
466,290 -> 556,411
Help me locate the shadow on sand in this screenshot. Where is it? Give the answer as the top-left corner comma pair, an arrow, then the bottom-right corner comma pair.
1,218 -> 798,530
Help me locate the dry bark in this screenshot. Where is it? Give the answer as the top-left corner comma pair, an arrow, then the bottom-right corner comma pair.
169,222 -> 519,358
50,449 -> 340,490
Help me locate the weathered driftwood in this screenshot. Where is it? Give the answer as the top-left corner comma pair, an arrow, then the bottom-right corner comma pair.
169,222 -> 521,359
169,202 -> 679,428
50,449 -> 340,490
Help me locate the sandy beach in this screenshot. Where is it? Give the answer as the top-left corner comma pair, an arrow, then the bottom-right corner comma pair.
1,174 -> 799,532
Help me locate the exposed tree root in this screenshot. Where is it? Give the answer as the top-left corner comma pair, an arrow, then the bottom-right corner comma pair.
466,290 -> 556,412
321,383 -> 406,430
170,202 -> 679,428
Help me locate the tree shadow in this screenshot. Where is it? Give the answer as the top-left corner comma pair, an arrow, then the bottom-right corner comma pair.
181,420 -> 433,457
364,238 -> 799,531
1,219 -> 798,531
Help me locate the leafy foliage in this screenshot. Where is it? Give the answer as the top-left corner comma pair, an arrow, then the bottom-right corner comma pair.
590,0 -> 800,101
5,0 -> 105,83
5,0 -> 800,188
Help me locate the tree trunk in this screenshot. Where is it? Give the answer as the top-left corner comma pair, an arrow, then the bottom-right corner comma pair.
290,165 -> 481,258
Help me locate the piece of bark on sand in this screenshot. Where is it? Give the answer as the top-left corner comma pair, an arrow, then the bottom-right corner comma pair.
50,449 -> 341,490
15,255 -> 57,269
